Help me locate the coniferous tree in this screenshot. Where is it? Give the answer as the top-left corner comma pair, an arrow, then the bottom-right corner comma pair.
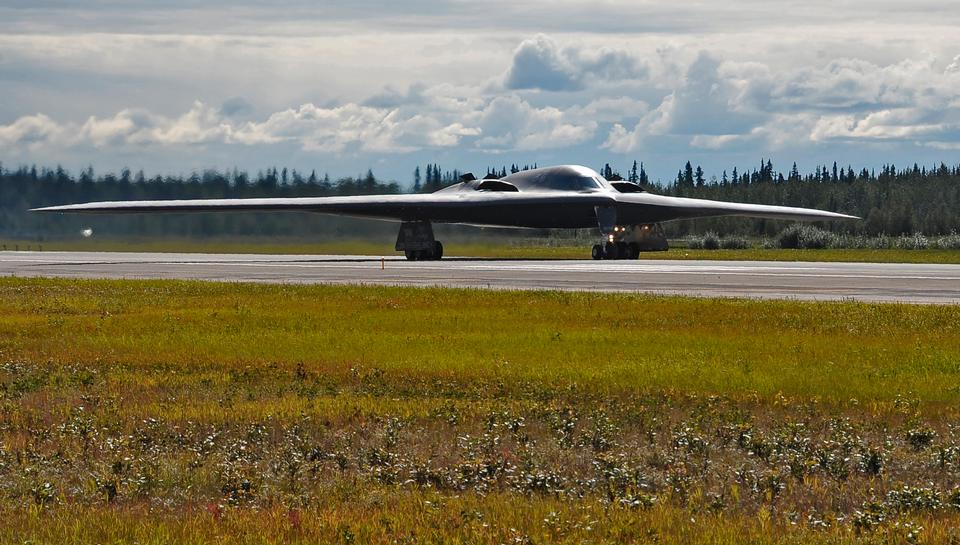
3,160 -> 960,240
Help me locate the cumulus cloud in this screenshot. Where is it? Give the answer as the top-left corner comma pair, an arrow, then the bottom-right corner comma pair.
469,95 -> 596,150
0,113 -> 61,149
759,58 -> 943,112
362,84 -> 427,109
604,47 -> 960,154
503,34 -> 647,91
0,92 -> 595,155
603,52 -> 762,152
947,55 -> 960,73
4,31 -> 960,177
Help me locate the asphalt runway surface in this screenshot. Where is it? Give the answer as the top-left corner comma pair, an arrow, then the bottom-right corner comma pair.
2,251 -> 959,304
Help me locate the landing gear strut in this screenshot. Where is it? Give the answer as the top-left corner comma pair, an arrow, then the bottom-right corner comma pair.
397,221 -> 443,260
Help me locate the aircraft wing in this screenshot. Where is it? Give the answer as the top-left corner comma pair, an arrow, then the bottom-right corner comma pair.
614,192 -> 858,223
31,192 -> 616,224
31,184 -> 855,227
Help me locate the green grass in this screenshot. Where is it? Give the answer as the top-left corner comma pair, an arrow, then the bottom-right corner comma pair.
2,278 -> 960,543
4,237 -> 960,263
3,278 -> 959,402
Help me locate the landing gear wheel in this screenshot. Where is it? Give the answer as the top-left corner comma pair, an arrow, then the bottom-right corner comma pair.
617,242 -> 629,260
591,244 -> 603,260
405,250 -> 416,261
433,241 -> 444,260
628,242 -> 641,259
604,241 -> 619,260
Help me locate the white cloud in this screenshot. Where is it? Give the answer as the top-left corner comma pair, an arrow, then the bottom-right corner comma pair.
603,47 -> 960,155
503,34 -> 647,91
0,92 -> 596,155
3,26 -> 960,180
468,95 -> 596,151
78,109 -> 157,147
947,55 -> 960,73
810,109 -> 956,141
0,113 -> 61,149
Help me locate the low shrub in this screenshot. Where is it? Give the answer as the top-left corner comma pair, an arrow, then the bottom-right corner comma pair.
775,224 -> 837,249
831,233 -> 891,249
894,233 -> 929,250
934,231 -> 960,250
720,235 -> 749,250
687,232 -> 743,250
701,231 -> 720,250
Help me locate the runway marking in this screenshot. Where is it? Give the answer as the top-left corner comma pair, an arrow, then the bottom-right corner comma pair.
5,255 -> 960,277
247,265 -> 956,282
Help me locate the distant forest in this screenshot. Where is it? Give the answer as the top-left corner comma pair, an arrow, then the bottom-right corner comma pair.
1,160 -> 958,240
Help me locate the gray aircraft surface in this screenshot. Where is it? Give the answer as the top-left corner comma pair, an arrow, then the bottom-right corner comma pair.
34,164 -> 857,260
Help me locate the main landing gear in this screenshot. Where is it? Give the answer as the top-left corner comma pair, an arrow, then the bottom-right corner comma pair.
591,224 -> 668,260
396,220 -> 443,261
404,241 -> 443,261
592,241 -> 640,260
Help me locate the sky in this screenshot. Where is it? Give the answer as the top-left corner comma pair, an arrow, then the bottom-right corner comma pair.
2,0 -> 960,187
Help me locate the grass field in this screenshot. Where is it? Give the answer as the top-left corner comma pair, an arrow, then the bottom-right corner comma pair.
3,236 -> 960,263
2,278 -> 960,543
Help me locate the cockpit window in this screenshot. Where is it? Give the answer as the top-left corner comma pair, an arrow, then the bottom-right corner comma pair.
534,174 -> 604,191
594,177 -> 613,189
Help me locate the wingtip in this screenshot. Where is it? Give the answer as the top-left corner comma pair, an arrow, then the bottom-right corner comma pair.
826,211 -> 860,220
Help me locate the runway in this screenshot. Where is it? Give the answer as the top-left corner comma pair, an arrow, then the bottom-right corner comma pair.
2,251 -> 959,304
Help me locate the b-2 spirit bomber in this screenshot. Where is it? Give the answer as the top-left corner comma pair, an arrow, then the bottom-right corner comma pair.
35,165 -> 856,260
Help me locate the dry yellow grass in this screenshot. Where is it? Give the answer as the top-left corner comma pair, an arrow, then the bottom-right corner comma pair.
2,278 -> 959,543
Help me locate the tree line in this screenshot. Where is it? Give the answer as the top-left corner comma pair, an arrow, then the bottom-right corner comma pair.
1,160 -> 958,240
651,160 -> 960,237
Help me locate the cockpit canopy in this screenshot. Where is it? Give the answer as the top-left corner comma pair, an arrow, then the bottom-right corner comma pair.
440,165 -> 615,194
501,165 -> 608,192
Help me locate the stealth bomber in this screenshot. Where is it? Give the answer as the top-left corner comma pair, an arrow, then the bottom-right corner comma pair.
34,165 -> 857,260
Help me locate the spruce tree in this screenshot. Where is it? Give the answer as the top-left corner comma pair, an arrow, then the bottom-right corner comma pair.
683,161 -> 694,187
